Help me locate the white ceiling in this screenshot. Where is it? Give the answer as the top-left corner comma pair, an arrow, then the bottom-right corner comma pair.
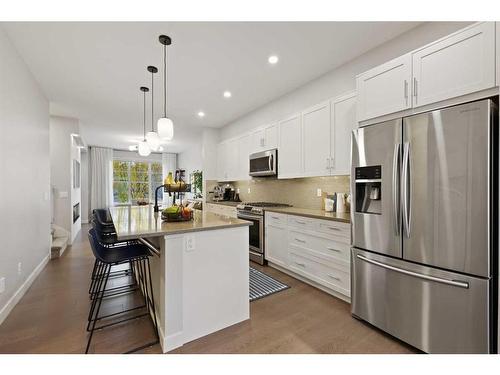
3,22 -> 420,153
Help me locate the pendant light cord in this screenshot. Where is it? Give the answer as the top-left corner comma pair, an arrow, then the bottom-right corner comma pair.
143,90 -> 147,140
151,70 -> 154,131
163,43 -> 167,118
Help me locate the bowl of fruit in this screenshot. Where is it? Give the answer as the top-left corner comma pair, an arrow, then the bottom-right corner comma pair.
161,205 -> 193,222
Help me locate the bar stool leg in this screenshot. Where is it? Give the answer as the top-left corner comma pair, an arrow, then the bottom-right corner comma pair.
146,258 -> 160,340
86,264 -> 111,354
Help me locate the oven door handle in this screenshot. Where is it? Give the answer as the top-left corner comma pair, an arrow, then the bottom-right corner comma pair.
237,213 -> 262,221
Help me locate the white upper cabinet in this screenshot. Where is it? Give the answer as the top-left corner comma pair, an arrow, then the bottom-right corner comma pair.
278,114 -> 303,179
216,142 -> 228,181
237,134 -> 250,181
331,92 -> 356,175
496,22 -> 499,87
250,123 -> 278,153
356,53 -> 412,122
264,123 -> 278,149
302,101 -> 331,177
412,22 -> 496,108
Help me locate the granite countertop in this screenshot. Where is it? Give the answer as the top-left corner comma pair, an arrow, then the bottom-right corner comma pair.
205,201 -> 241,207
109,206 -> 251,240
264,206 -> 351,223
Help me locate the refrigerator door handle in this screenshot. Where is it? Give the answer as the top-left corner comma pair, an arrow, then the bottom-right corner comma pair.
356,254 -> 470,289
402,142 -> 411,238
392,143 -> 401,236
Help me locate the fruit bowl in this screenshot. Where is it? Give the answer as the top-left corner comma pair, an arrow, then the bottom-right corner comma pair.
161,207 -> 193,222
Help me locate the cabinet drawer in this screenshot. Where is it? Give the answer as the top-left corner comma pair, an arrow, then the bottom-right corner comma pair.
287,215 -> 315,230
265,212 -> 287,227
315,220 -> 350,242
289,229 -> 350,263
289,246 -> 350,296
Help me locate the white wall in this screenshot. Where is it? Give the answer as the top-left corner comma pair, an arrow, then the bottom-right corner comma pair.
178,138 -> 203,182
220,22 -> 472,140
80,151 -> 89,223
0,26 -> 50,322
49,115 -> 81,244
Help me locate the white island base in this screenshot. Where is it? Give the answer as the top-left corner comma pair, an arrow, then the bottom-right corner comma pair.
148,226 -> 249,352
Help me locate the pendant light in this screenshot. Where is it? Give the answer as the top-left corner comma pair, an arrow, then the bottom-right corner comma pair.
138,86 -> 151,157
157,35 -> 174,141
146,65 -> 161,151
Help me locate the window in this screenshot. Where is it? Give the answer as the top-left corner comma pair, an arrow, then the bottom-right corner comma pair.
112,160 -> 163,205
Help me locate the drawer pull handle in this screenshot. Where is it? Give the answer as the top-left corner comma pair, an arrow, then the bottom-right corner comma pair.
271,216 -> 280,220
328,274 -> 341,281
296,221 -> 307,224
327,227 -> 341,231
295,238 -> 306,243
294,262 -> 306,267
327,247 -> 341,252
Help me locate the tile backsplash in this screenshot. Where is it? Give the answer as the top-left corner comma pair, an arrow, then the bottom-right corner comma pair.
206,176 -> 350,210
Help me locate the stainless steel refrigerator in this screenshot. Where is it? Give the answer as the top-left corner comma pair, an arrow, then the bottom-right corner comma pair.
351,99 -> 498,353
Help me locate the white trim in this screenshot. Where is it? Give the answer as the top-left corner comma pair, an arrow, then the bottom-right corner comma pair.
163,331 -> 184,353
267,261 -> 351,304
0,254 -> 50,326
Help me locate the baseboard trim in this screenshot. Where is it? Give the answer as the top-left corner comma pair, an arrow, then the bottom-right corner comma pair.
268,261 -> 351,304
163,331 -> 184,353
0,254 -> 50,326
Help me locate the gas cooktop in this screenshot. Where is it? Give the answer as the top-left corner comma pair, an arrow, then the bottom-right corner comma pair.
236,202 -> 291,215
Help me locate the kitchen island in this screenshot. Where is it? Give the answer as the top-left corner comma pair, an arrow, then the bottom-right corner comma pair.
109,205 -> 251,352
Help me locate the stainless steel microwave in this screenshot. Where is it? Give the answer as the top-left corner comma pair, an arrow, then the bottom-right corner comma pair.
249,149 -> 277,177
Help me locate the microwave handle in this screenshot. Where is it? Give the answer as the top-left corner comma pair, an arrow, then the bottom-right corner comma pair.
269,154 -> 273,172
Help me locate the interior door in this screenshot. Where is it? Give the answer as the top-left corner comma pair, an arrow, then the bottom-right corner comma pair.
402,100 -> 492,277
351,119 -> 402,258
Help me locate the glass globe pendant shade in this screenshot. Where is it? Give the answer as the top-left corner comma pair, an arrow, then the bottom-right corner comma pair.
157,117 -> 174,141
138,140 -> 151,156
146,131 -> 161,151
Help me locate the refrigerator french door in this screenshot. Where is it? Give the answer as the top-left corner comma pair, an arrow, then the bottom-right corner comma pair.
351,99 -> 498,354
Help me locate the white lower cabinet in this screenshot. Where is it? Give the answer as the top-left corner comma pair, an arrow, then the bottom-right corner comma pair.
265,212 -> 351,299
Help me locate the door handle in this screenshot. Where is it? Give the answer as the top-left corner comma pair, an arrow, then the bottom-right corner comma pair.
402,142 -> 411,238
326,157 -> 330,170
356,254 -> 469,289
392,143 -> 401,236
413,77 -> 418,101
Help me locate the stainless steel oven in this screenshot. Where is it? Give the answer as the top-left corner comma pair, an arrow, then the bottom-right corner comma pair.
236,210 -> 264,264
249,149 -> 277,177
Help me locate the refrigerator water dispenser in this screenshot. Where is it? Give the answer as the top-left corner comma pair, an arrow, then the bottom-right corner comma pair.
355,165 -> 382,215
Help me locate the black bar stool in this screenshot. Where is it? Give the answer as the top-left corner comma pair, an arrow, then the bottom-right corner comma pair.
86,228 -> 159,354
88,209 -> 136,296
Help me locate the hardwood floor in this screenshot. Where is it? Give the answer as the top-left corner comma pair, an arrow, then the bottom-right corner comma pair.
0,225 -> 416,354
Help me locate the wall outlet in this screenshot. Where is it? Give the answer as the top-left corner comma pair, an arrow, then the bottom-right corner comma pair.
17,262 -> 22,275
317,188 -> 322,197
0,277 -> 5,294
185,236 -> 195,252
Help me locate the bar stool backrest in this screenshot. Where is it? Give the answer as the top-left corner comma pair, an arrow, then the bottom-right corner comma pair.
88,229 -> 111,263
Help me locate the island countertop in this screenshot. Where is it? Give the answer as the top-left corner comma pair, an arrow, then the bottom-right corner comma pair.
109,205 -> 251,241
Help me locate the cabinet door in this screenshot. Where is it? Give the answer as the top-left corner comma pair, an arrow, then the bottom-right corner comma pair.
226,139 -> 238,181
237,134 -> 250,180
356,53 -> 412,122
265,223 -> 288,267
216,142 -> 227,181
264,123 -> 278,150
412,22 -> 495,108
302,101 -> 331,177
278,114 -> 302,178
496,22 -> 499,87
331,92 -> 356,175
250,129 -> 265,153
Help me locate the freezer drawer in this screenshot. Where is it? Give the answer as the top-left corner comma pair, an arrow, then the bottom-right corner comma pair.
351,248 -> 490,353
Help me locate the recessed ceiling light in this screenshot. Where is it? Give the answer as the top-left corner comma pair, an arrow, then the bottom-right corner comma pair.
268,55 -> 279,64
223,91 -> 232,98
197,111 -> 205,118
158,146 -> 164,152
